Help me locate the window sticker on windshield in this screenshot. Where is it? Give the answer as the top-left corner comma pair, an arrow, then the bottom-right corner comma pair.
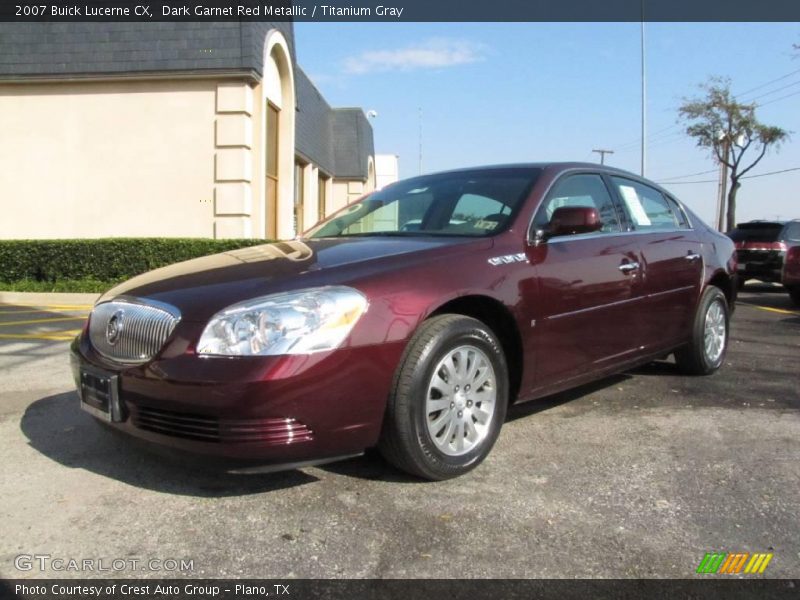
474,219 -> 499,230
618,185 -> 651,226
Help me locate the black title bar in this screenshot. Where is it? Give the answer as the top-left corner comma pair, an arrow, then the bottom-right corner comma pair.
2,0 -> 800,22
3,579 -> 800,600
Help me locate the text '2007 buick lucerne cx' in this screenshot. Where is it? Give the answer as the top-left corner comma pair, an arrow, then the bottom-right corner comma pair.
71,163 -> 737,480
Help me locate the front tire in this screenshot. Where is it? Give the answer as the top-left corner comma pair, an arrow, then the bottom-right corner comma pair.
675,286 -> 729,375
379,314 -> 509,480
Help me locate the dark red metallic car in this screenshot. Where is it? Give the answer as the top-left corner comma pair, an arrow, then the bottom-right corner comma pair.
783,245 -> 800,306
71,163 -> 737,480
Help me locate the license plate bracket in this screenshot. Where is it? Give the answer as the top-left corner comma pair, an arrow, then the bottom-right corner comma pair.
79,366 -> 124,422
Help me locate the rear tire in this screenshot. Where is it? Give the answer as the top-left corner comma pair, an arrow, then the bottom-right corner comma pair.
378,314 -> 508,481
675,286 -> 729,375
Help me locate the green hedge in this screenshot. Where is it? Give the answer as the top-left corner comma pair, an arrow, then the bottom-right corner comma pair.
0,238 -> 269,288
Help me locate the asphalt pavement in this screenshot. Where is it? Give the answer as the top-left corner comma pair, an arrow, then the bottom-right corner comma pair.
0,286 -> 798,579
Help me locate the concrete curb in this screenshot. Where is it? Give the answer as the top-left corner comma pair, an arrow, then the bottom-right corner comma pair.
0,291 -> 100,306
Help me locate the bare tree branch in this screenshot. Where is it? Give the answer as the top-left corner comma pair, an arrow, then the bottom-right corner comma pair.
738,143 -> 769,178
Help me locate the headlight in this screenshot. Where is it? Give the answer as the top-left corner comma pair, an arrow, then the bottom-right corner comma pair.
196,286 -> 368,356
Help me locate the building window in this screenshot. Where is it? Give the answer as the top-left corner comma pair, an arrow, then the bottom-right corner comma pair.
265,101 -> 280,239
318,174 -> 328,222
294,159 -> 306,235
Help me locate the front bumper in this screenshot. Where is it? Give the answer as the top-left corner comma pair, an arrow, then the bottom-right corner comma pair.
70,332 -> 405,469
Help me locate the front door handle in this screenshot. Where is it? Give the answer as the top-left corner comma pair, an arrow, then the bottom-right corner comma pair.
685,252 -> 701,261
619,261 -> 640,273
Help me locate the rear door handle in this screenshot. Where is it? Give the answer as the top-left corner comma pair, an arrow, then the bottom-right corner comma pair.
686,252 -> 701,261
619,261 -> 640,273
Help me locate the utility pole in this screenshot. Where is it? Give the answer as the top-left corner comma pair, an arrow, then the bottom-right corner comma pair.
592,149 -> 614,165
640,18 -> 647,177
715,137 -> 730,232
418,106 -> 423,175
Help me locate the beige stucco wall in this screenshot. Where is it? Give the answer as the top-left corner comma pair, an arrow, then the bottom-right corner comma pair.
0,79 -> 221,239
0,36 -> 367,243
332,180 -> 367,213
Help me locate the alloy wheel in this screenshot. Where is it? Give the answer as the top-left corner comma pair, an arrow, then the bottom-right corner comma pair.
703,300 -> 727,364
425,344 -> 497,456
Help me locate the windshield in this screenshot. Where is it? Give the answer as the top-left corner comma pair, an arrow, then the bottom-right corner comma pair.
728,222 -> 784,243
306,168 -> 541,239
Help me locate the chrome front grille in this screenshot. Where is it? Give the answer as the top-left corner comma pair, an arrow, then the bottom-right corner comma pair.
88,298 -> 180,365
131,405 -> 314,445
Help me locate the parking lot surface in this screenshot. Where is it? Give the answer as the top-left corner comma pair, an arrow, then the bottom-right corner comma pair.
1,288 -> 798,579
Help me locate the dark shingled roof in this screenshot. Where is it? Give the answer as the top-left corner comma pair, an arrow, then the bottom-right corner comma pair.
333,108 -> 375,180
0,22 -> 373,180
0,22 -> 294,78
294,68 -> 335,176
294,69 -> 375,180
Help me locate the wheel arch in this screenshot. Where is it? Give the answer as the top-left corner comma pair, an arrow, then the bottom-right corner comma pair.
428,295 -> 524,403
707,269 -> 735,308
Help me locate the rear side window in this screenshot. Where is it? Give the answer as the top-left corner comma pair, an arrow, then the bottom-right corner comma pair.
665,196 -> 691,229
610,177 -> 680,231
728,223 -> 784,243
533,174 -> 622,233
784,222 -> 800,241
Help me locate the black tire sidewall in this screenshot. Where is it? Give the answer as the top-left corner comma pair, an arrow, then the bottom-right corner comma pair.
406,319 -> 508,477
788,286 -> 800,307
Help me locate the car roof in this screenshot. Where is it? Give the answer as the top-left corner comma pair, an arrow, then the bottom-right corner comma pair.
734,220 -> 787,228
424,161 -> 637,176
405,162 -> 676,199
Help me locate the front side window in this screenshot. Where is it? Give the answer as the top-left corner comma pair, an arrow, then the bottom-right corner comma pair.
611,177 -> 680,231
532,174 -> 622,234
784,222 -> 800,241
307,168 -> 540,238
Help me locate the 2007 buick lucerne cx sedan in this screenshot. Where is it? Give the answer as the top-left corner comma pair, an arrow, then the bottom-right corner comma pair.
71,163 -> 737,480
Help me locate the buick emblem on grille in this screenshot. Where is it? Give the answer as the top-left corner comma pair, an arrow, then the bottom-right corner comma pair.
106,310 -> 124,346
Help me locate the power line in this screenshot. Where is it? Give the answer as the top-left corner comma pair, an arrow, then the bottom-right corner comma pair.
735,67 -> 800,99
757,88 -> 800,108
740,166 -> 800,179
746,78 -> 800,102
615,130 -> 686,154
657,168 -> 718,182
659,179 -> 717,185
657,166 -> 800,185
614,124 -> 680,151
608,68 -> 800,158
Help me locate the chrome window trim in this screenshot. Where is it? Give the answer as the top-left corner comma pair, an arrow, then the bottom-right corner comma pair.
542,228 -> 697,245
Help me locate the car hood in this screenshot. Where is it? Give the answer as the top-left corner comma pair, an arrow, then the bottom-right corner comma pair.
99,237 -> 482,322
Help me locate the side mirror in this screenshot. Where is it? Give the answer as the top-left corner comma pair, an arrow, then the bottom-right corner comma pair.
547,206 -> 602,238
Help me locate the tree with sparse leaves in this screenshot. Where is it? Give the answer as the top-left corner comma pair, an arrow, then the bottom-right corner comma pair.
678,77 -> 788,231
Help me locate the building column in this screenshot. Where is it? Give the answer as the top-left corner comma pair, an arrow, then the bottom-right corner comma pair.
304,164 -> 318,232
214,82 -> 254,239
